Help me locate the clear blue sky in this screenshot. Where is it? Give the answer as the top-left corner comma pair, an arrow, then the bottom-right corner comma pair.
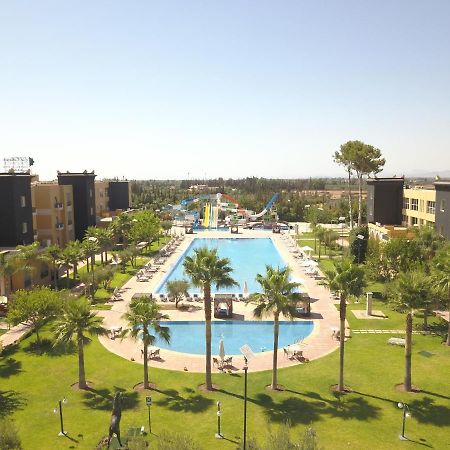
1,1 -> 449,180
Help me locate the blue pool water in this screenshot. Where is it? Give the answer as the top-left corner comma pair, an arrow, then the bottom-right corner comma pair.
155,238 -> 286,294
154,320 -> 314,355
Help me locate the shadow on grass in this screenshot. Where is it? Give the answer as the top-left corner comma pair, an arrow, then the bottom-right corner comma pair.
218,387 -> 382,425
0,390 -> 27,418
23,338 -> 76,357
154,387 -> 213,413
0,357 -> 22,378
409,397 -> 450,426
82,387 -> 139,411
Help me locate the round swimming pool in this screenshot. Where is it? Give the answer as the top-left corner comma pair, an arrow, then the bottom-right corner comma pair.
152,320 -> 314,355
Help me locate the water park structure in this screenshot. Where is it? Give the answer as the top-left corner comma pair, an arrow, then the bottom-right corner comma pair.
167,193 -> 280,229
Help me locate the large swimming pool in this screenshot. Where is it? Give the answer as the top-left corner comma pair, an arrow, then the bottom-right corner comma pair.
153,320 -> 314,355
155,238 -> 286,294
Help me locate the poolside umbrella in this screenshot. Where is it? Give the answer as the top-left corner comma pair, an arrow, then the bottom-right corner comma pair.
308,260 -> 319,267
243,281 -> 249,298
219,338 -> 225,364
301,245 -> 314,254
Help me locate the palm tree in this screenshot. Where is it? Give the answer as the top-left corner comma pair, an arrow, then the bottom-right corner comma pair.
0,252 -> 16,297
96,227 -> 114,265
324,260 -> 366,391
53,298 -> 107,389
316,226 -> 326,259
432,248 -> 450,346
43,244 -> 61,289
389,271 -> 435,390
251,266 -> 300,390
122,297 -> 170,389
15,241 -> 44,288
183,247 -> 237,390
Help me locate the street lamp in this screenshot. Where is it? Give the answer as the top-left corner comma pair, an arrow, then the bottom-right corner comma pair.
53,397 -> 68,436
215,401 -> 223,439
339,216 -> 346,258
397,402 -> 411,440
240,344 -> 254,450
356,234 -> 364,264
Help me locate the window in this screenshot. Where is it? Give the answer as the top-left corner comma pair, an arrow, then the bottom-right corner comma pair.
411,199 -> 418,211
20,195 -> 26,207
22,222 -> 28,234
90,207 -> 94,216
419,200 -> 424,212
403,198 -> 410,209
441,199 -> 446,212
412,217 -> 418,225
90,189 -> 93,198
427,201 -> 435,215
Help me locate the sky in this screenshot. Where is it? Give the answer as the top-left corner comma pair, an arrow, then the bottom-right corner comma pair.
0,1 -> 449,181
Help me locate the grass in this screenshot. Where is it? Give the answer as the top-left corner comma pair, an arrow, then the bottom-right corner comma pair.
1,315 -> 449,449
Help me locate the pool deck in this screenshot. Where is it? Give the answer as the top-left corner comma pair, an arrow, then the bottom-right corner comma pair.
98,229 -> 341,373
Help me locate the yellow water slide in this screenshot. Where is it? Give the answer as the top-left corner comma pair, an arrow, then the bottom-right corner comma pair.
203,204 -> 210,227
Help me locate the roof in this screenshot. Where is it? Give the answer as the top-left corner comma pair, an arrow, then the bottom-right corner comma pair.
367,177 -> 404,184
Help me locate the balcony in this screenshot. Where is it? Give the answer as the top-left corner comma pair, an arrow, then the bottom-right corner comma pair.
32,207 -> 37,215
66,200 -> 72,207
33,229 -> 38,239
56,223 -> 65,230
54,202 -> 64,209
67,219 -> 73,226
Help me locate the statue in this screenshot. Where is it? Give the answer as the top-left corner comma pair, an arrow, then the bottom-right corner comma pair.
107,392 -> 122,448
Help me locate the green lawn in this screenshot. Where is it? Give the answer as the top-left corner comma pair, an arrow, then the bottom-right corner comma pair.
1,321 -> 449,449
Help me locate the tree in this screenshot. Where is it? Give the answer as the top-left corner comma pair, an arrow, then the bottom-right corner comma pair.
251,266 -> 300,390
43,244 -> 61,289
432,247 -> 450,346
334,144 -> 356,229
96,266 -> 116,291
53,298 -> 107,389
7,287 -> 64,343
129,210 -> 161,246
349,140 -> 385,226
14,242 -> 42,287
166,279 -> 190,309
390,271 -> 435,329
315,226 -> 326,259
61,240 -> 83,281
111,213 -> 134,246
82,237 -> 99,273
96,227 -> 114,265
349,225 -> 369,264
122,297 -> 170,389
0,252 -> 16,297
183,247 -> 237,390
324,260 -> 366,391
0,419 -> 22,450
389,271 -> 436,390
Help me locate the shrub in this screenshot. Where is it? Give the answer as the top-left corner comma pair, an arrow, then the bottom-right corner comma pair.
0,419 -> 22,449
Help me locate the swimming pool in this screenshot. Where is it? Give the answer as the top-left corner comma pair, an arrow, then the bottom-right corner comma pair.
153,320 -> 314,355
155,238 -> 287,294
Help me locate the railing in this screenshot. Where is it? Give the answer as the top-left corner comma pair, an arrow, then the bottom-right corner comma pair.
54,202 -> 64,209
56,223 -> 64,230
32,207 -> 37,214
67,220 -> 73,226
66,201 -> 72,207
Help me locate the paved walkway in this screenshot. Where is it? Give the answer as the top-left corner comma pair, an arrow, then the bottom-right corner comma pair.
0,322 -> 32,348
98,229 -> 341,373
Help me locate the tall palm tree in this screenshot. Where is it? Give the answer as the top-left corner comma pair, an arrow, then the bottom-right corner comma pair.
53,298 -> 107,389
389,271 -> 435,391
61,241 -> 83,281
96,227 -> 114,265
324,260 -> 366,391
432,248 -> 450,346
183,247 -> 237,390
43,244 -> 61,289
122,298 -> 170,389
251,266 -> 300,390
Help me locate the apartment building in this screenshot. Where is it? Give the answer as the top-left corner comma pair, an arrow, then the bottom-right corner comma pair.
367,177 -> 450,240
108,180 -> 131,211
95,180 -> 110,221
31,182 -> 75,247
0,172 -> 34,247
58,171 -> 96,241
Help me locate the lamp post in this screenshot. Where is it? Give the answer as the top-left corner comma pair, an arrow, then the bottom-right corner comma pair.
243,357 -> 248,450
339,217 -> 346,258
215,401 -> 223,439
397,402 -> 411,440
356,234 -> 364,264
53,397 -> 68,436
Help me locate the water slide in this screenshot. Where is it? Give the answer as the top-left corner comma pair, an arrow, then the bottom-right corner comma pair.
249,194 -> 279,220
211,206 -> 219,228
203,204 -> 210,227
